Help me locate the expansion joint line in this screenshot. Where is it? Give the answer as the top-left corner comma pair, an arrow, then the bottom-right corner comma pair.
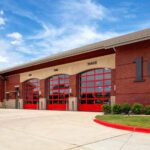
65,132 -> 132,150
119,132 -> 134,150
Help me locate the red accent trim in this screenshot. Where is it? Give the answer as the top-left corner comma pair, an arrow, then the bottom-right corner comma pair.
47,104 -> 67,110
24,104 -> 39,109
94,119 -> 150,134
78,104 -> 102,112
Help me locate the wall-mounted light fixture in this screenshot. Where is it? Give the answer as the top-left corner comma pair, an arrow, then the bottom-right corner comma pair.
39,90 -> 42,96
28,73 -> 32,77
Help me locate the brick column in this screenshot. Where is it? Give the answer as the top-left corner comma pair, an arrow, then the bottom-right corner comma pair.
69,74 -> 78,111
69,74 -> 78,97
19,83 -> 23,99
39,79 -> 46,110
0,78 -> 4,107
111,69 -> 116,96
19,83 -> 23,109
111,69 -> 116,105
40,79 -> 45,98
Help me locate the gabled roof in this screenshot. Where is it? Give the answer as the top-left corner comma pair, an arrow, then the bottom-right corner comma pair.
0,28 -> 150,74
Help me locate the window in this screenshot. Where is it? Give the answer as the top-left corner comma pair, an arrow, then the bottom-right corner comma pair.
134,56 -> 143,81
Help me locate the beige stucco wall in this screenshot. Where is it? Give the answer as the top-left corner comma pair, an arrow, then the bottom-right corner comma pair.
4,99 -> 16,108
39,98 -> 46,110
0,102 -> 3,108
69,97 -> 77,111
111,96 -> 116,106
0,99 -> 23,109
20,54 -> 115,82
19,99 -> 23,109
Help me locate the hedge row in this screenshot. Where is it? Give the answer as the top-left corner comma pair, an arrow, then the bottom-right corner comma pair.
102,103 -> 150,115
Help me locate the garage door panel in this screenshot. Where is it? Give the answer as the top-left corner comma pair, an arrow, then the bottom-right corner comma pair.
78,69 -> 111,112
46,74 -> 70,111
47,104 -> 67,110
23,79 -> 40,109
24,104 -> 39,109
78,104 -> 103,112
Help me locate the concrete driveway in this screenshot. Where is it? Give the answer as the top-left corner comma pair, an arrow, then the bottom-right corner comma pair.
0,109 -> 149,150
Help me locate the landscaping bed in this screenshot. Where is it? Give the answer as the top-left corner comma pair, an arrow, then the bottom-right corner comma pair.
95,115 -> 150,128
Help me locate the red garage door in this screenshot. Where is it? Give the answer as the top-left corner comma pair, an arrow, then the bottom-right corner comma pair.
23,79 -> 40,109
78,68 -> 111,112
46,74 -> 70,110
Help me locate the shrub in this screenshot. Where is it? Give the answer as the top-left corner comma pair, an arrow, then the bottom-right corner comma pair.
102,104 -> 111,114
112,104 -> 122,114
121,103 -> 131,114
132,103 -> 143,114
145,105 -> 150,115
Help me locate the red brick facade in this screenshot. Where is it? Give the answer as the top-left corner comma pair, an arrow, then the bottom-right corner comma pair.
115,40 -> 150,105
111,69 -> 116,96
0,39 -> 150,108
40,79 -> 46,98
0,77 -> 4,102
5,74 -> 20,99
69,75 -> 78,97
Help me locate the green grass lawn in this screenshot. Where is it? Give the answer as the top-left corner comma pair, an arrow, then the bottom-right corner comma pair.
95,115 -> 150,128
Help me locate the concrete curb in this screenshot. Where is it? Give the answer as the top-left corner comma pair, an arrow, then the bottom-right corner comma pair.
94,119 -> 150,134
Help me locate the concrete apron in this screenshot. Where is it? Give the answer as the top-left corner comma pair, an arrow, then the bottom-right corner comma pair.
0,109 -> 149,150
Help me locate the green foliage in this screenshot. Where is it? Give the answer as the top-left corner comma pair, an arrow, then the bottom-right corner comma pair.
121,103 -> 131,114
102,104 -> 111,114
95,115 -> 150,128
145,105 -> 150,115
132,103 -> 143,114
112,104 -> 122,114
102,102 -> 150,115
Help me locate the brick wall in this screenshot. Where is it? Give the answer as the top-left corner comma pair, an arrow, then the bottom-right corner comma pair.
0,77 -> 4,102
116,40 -> 150,105
5,74 -> 20,99
111,69 -> 116,96
19,82 -> 23,99
40,79 -> 45,98
69,75 -> 78,97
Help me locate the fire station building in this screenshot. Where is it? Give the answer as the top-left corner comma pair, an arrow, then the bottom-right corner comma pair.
0,28 -> 150,111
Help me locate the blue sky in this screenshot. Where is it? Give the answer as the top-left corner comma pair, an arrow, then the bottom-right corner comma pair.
0,0 -> 149,70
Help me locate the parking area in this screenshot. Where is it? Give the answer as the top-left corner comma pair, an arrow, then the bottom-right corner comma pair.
0,109 -> 149,150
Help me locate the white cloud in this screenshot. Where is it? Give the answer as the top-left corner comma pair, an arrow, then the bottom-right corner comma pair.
7,32 -> 23,45
7,32 -> 22,40
29,24 -> 120,56
0,10 -> 5,26
0,10 -> 4,15
0,0 -> 123,70
0,40 -> 28,69
27,0 -> 120,55
0,56 -> 8,62
0,17 -> 5,25
60,0 -> 108,23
